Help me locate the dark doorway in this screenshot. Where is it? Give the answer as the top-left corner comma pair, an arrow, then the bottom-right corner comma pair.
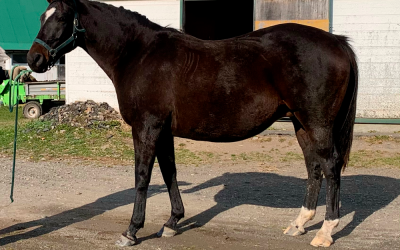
183,0 -> 254,40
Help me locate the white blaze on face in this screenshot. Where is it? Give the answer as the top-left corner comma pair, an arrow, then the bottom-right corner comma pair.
44,7 -> 56,24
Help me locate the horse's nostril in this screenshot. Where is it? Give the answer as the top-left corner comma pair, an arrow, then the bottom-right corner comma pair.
34,53 -> 43,63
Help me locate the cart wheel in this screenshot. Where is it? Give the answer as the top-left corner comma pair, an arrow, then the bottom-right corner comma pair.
23,101 -> 42,119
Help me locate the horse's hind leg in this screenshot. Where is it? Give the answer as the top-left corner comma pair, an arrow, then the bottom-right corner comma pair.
310,142 -> 342,248
285,120 -> 342,247
156,127 -> 185,237
284,117 -> 323,236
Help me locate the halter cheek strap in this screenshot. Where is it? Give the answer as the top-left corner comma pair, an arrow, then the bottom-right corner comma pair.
34,0 -> 86,68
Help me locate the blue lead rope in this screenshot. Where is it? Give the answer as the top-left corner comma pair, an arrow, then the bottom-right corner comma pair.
8,66 -> 33,203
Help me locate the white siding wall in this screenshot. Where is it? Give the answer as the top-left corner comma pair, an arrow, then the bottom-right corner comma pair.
66,0 -> 180,110
333,0 -> 400,118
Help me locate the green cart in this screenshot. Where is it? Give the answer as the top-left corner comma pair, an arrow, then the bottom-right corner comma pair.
0,79 -> 65,119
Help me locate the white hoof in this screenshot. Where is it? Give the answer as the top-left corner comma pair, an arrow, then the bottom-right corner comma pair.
283,224 -> 305,236
115,234 -> 137,247
310,219 -> 339,247
157,226 -> 177,238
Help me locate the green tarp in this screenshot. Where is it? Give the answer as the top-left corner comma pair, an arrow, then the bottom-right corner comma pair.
0,0 -> 48,50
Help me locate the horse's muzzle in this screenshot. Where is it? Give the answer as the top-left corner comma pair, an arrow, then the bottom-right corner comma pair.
27,43 -> 50,73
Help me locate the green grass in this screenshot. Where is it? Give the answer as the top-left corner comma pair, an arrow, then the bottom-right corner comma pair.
280,151 -> 304,162
0,116 -> 135,162
0,106 -> 25,126
349,150 -> 400,168
231,152 -> 272,162
364,135 -> 394,144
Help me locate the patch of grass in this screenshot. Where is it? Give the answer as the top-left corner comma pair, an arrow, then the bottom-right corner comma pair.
368,130 -> 377,133
0,106 -> 25,126
261,137 -> 272,142
175,148 -> 202,165
0,118 -> 134,162
364,135 -> 392,144
231,152 -> 272,162
278,138 -> 286,143
349,150 -> 400,168
175,149 -> 220,165
280,151 -> 304,162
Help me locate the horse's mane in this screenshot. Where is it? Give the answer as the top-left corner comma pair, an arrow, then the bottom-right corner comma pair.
89,0 -> 181,33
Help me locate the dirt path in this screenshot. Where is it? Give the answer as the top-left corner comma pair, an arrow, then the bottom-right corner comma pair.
1,136 -> 399,250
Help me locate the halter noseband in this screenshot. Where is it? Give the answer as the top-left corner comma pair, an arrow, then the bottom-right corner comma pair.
34,0 -> 86,68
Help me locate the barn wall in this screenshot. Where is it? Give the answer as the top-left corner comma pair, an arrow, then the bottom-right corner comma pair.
65,0 -> 180,110
333,0 -> 400,118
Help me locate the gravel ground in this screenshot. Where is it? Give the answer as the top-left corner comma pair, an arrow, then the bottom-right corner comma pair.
0,137 -> 399,250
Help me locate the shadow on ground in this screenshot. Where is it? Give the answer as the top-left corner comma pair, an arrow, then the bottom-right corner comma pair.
1,173 -> 399,246
179,173 -> 400,241
0,182 -> 190,246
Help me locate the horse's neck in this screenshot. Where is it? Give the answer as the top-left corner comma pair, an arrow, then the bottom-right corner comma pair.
79,1 -> 161,80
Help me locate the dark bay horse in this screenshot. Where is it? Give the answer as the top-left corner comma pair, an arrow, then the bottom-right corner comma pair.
28,0 -> 358,247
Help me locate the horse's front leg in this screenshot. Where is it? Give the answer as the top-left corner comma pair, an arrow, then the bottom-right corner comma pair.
156,126 -> 185,237
116,124 -> 161,246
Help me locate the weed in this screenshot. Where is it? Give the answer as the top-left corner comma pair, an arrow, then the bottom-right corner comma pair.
261,137 -> 272,142
349,150 -> 400,168
231,152 -> 272,162
365,135 -> 392,144
280,151 -> 304,162
175,148 -> 202,165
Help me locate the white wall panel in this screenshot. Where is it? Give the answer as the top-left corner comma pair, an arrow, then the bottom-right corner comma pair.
334,0 -> 400,118
66,0 -> 180,111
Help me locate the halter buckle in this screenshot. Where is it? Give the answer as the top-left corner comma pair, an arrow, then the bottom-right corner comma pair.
49,49 -> 57,58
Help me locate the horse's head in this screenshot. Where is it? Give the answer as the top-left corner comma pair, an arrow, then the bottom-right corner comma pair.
28,0 -> 85,73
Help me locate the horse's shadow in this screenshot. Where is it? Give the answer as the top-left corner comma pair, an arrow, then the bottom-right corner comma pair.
0,173 -> 398,246
179,172 -> 400,241
0,182 -> 190,246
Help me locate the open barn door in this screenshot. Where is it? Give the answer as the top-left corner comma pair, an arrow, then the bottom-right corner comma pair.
254,0 -> 330,32
183,0 -> 254,40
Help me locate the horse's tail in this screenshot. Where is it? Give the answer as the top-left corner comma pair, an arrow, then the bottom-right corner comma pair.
333,35 -> 359,171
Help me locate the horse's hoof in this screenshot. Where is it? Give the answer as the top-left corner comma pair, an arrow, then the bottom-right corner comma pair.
157,226 -> 177,238
115,234 -> 138,247
310,234 -> 333,247
283,225 -> 305,236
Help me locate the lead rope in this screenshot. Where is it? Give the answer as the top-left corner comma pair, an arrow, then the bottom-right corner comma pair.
8,66 -> 33,203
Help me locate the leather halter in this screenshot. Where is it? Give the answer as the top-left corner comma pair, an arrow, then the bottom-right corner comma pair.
34,0 -> 86,68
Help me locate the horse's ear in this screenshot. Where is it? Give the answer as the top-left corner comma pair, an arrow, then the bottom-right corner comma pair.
47,0 -> 55,4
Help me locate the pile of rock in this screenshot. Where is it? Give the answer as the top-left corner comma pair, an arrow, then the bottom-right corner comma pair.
40,100 -> 122,128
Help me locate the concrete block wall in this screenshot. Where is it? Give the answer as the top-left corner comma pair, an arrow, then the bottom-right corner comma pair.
333,0 -> 400,118
65,0 -> 180,110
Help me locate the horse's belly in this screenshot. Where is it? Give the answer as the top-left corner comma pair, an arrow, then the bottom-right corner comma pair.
172,93 -> 282,142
